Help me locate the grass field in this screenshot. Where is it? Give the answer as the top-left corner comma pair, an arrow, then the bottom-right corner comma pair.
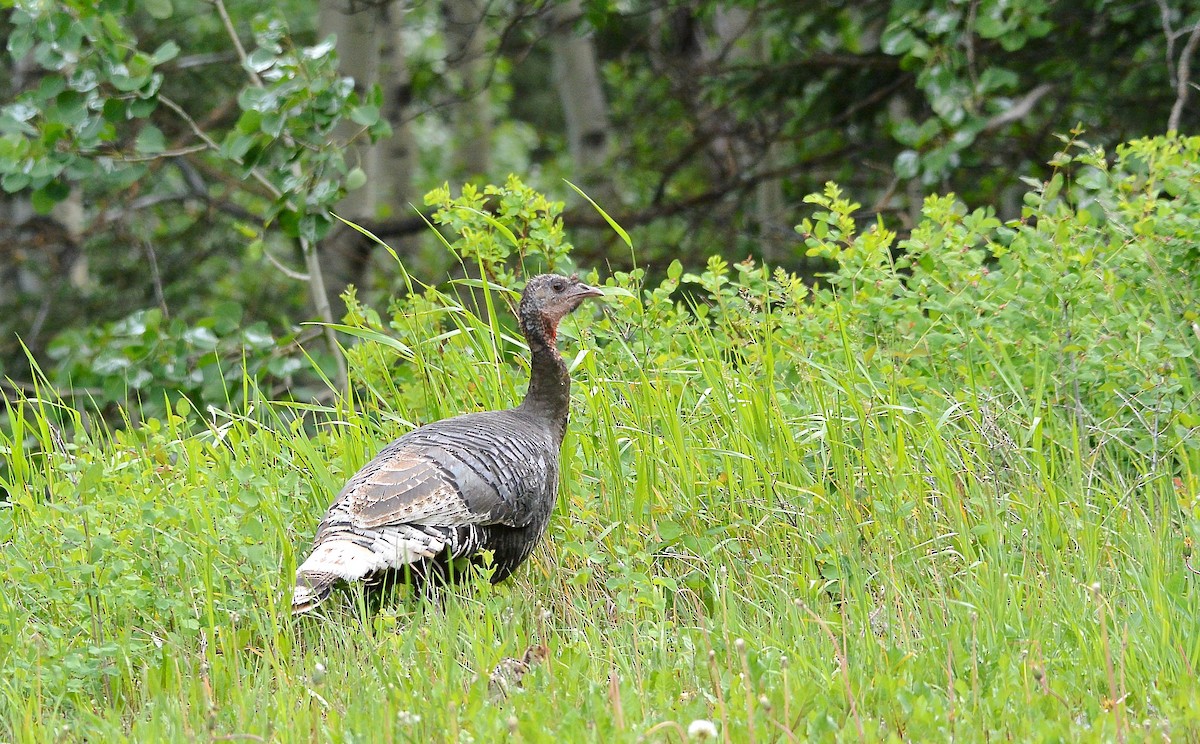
2,138 -> 1199,741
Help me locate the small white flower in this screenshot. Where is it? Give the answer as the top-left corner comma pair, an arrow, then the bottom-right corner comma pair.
687,719 -> 718,740
397,711 -> 421,725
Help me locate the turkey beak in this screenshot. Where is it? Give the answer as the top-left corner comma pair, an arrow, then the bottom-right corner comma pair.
570,283 -> 605,301
558,282 -> 604,317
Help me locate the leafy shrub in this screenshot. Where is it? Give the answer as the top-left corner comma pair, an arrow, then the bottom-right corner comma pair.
796,133 -> 1200,456
40,304 -> 330,420
347,135 -> 1199,470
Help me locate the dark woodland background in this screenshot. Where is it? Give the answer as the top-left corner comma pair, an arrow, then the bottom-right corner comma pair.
1,0 -> 1197,406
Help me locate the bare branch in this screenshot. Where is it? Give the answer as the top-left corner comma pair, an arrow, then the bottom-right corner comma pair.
209,0 -> 263,88
1158,0 -> 1179,84
143,241 -> 170,319
982,83 -> 1054,133
264,250 -> 310,281
158,96 -> 281,198
1169,20 -> 1200,131
172,51 -> 238,70
98,191 -> 259,228
115,144 -> 210,162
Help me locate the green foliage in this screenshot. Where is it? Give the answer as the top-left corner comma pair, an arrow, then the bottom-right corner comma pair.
425,174 -> 575,285
1,137 -> 1199,740
4,0 -> 1196,407
0,1 -> 385,391
228,17 -> 391,243
40,304 -> 327,418
1,1 -> 176,202
796,133 -> 1200,455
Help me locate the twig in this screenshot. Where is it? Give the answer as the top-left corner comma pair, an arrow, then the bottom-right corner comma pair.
158,95 -> 280,198
1033,664 -> 1072,710
735,638 -> 757,744
143,240 -> 170,319
1090,583 -> 1124,744
608,667 -> 625,730
766,718 -> 801,743
210,0 -> 262,88
301,233 -> 350,389
114,144 -> 210,162
264,249 -> 310,281
981,83 -> 1054,133
946,640 -> 956,733
172,51 -> 238,70
1158,0 -> 1179,84
643,720 -> 687,743
1168,20 -> 1200,131
27,292 -> 52,347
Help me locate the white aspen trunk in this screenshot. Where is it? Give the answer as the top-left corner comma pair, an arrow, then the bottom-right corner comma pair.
441,0 -> 492,179
548,0 -> 613,181
703,8 -> 785,262
748,22 -> 785,264
377,6 -> 418,268
316,0 -> 390,314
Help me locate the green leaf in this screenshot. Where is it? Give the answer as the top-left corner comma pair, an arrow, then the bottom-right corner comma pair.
246,48 -> 277,74
308,323 -> 414,359
565,179 -> 632,250
135,125 -> 166,155
459,206 -> 521,251
144,0 -> 173,19
894,149 -> 920,179
6,25 -> 33,60
31,180 -> 69,212
151,40 -> 180,65
2,171 -> 31,193
37,75 -> 66,101
183,327 -> 219,350
349,105 -> 379,127
101,98 -> 127,123
344,166 -> 367,191
212,301 -> 243,334
880,25 -> 916,56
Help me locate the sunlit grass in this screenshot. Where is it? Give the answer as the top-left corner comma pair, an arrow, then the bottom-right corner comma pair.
2,264 -> 1198,743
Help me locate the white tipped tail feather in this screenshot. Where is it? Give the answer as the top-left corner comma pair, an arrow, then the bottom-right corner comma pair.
291,526 -> 447,614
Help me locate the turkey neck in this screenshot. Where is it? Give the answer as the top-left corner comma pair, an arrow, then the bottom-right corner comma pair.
517,313 -> 571,439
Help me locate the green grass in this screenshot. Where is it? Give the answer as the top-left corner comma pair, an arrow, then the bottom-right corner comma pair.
3,137 -> 1200,741
2,284 -> 1198,742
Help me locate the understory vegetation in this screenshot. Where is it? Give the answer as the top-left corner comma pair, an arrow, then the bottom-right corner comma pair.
2,134 -> 1199,741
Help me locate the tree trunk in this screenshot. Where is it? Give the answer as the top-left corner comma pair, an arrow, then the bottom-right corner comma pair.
548,1 -> 613,188
441,0 -> 492,179
316,0 -> 413,312
702,8 -> 787,263
376,6 -> 419,283
746,19 -> 785,265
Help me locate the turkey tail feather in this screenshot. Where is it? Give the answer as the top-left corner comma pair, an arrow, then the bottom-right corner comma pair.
291,528 -> 449,614
292,571 -> 337,614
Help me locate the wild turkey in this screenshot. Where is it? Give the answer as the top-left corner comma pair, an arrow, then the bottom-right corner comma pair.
291,274 -> 604,613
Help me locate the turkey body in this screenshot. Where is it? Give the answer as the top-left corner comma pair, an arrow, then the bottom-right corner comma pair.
292,274 -> 602,613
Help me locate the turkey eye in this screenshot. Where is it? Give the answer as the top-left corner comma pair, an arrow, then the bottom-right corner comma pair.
552,281 -> 565,292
